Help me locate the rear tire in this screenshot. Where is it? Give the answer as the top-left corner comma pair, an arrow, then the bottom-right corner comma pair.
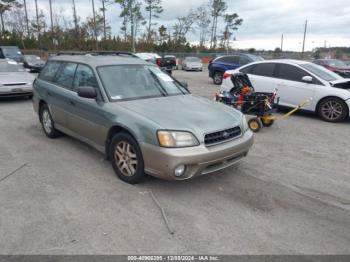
109,132 -> 145,184
39,104 -> 61,138
213,71 -> 223,85
317,97 -> 348,122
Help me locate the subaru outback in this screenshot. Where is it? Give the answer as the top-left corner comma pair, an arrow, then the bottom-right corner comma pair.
32,52 -> 253,184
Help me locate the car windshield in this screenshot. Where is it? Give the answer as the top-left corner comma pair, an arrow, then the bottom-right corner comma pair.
186,57 -> 201,62
25,55 -> 42,63
327,59 -> 347,67
98,65 -> 189,101
0,61 -> 25,72
300,63 -> 342,81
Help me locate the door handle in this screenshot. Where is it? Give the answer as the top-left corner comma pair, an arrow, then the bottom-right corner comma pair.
47,91 -> 51,96
70,100 -> 76,106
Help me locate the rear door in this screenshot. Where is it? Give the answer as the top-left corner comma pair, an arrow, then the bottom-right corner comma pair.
245,63 -> 279,93
274,63 -> 316,109
37,61 -> 71,127
67,64 -> 107,147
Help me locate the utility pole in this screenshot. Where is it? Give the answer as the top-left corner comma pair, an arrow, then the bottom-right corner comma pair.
281,33 -> 284,52
301,20 -> 308,59
23,0 -> 30,36
92,0 -> 98,50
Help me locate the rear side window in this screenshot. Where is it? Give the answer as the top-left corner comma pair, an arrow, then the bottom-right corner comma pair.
216,56 -> 239,64
240,64 -> 256,74
54,62 -> 77,90
73,64 -> 98,90
250,63 -> 276,77
277,64 -> 310,82
39,61 -> 61,81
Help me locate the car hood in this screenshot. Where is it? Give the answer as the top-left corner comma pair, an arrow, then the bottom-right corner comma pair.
329,79 -> 350,91
0,72 -> 35,85
119,95 -> 242,141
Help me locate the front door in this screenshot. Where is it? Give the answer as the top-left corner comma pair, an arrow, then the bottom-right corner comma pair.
275,64 -> 316,109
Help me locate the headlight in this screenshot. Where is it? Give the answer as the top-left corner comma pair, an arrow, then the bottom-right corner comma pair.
241,115 -> 249,133
157,130 -> 199,148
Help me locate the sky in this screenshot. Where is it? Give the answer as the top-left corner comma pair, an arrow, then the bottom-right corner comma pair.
24,0 -> 350,51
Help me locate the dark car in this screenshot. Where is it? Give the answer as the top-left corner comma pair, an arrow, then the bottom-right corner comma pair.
313,59 -> 350,78
0,46 -> 25,64
24,55 -> 46,73
208,54 -> 264,85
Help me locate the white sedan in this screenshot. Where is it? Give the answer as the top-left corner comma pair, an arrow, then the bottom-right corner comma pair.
220,59 -> 350,122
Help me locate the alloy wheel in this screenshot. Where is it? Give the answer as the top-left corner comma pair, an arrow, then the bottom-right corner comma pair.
114,141 -> 138,177
42,110 -> 53,134
320,100 -> 343,121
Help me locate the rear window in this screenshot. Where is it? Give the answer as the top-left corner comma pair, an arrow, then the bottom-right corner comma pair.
240,64 -> 256,74
39,61 -> 61,81
250,63 -> 276,77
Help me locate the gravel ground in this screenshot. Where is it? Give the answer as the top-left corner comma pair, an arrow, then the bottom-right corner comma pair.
0,69 -> 349,255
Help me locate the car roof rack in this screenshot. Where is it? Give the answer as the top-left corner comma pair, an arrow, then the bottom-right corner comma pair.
51,51 -> 138,58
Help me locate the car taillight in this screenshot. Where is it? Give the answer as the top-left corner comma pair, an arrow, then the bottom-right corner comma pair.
223,73 -> 232,79
156,58 -> 161,66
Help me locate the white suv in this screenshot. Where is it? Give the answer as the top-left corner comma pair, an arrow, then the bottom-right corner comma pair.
220,60 -> 350,122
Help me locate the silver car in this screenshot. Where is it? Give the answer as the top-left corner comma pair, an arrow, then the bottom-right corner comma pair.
182,57 -> 203,71
0,59 -> 35,98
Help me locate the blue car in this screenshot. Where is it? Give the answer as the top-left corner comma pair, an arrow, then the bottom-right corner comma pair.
208,54 -> 264,85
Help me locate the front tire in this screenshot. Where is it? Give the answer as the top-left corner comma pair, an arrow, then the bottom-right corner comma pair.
39,104 -> 61,138
213,71 -> 223,85
109,132 -> 145,184
317,97 -> 348,122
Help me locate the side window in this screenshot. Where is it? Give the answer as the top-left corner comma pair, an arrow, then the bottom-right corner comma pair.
240,64 -> 256,74
250,63 -> 276,77
239,56 -> 251,65
228,56 -> 239,64
73,64 -> 98,91
277,64 -> 310,82
54,62 -> 77,90
39,61 -> 61,81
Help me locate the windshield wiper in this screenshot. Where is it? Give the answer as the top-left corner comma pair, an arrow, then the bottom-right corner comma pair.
148,69 -> 168,96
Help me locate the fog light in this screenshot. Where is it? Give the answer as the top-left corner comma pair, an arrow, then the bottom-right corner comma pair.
174,165 -> 186,177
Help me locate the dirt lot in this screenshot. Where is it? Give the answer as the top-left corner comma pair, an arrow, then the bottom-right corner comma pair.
0,69 -> 350,255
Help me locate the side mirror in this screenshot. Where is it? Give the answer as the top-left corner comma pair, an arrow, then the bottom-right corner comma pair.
302,76 -> 313,83
77,86 -> 97,99
180,81 -> 188,88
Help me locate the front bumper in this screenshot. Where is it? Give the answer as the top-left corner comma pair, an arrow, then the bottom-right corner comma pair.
140,130 -> 254,180
0,86 -> 33,97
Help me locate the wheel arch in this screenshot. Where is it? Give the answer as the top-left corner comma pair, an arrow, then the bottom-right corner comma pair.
316,96 -> 349,114
105,125 -> 139,159
38,100 -> 47,120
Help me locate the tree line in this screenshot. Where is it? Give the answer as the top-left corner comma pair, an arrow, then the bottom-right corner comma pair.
0,0 -> 243,53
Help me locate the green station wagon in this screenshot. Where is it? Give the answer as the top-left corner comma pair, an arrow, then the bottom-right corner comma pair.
32,52 -> 253,184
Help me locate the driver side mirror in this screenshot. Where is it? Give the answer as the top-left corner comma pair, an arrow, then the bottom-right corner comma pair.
302,76 -> 313,83
77,86 -> 97,99
180,81 -> 188,88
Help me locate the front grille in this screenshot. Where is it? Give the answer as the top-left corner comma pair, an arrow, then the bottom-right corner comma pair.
204,126 -> 241,146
